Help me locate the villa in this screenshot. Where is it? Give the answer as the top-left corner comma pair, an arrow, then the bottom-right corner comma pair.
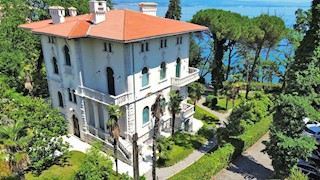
19,0 -> 207,164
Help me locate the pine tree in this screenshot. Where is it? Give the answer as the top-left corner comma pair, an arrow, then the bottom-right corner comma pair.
286,0 -> 320,99
165,0 -> 181,20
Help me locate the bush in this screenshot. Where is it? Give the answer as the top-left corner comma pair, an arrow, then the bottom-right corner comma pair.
205,95 -> 218,108
286,169 -> 308,180
197,124 -> 216,140
169,143 -> 235,180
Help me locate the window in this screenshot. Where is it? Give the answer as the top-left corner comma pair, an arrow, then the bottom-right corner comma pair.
160,62 -> 166,80
73,90 -> 77,104
141,42 -> 149,52
142,67 -> 149,87
146,42 -> 149,51
104,42 -> 112,52
164,39 -> 167,47
48,36 -> 54,43
160,40 -> 163,48
58,91 -> 63,107
141,43 -> 144,52
176,58 -> 181,78
64,45 -> 71,66
68,88 -> 72,101
160,98 -> 166,113
160,39 -> 167,48
143,106 -> 150,124
177,36 -> 182,45
53,57 -> 59,74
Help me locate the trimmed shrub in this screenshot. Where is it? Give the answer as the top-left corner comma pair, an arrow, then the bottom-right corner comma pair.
205,95 -> 218,108
169,143 -> 235,180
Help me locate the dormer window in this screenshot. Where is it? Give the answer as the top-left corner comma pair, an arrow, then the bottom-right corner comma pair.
104,42 -> 112,52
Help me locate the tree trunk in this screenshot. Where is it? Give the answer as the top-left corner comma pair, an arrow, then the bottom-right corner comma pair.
114,138 -> 118,176
226,45 -> 235,80
246,44 -> 263,100
152,117 -> 160,180
133,133 -> 139,180
172,113 -> 176,141
212,39 -> 226,95
226,97 -> 229,110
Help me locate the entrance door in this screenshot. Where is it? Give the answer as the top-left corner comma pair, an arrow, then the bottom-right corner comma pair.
73,115 -> 80,138
107,67 -> 115,96
176,58 -> 181,78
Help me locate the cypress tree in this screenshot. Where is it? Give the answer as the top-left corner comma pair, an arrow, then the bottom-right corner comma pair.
286,0 -> 320,99
165,0 -> 181,20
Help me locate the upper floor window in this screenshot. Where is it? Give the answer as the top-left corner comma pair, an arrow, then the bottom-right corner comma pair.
176,58 -> 181,78
68,88 -> 77,104
140,42 -> 149,52
68,88 -> 72,101
64,45 -> 71,66
177,36 -> 183,45
48,36 -> 54,44
58,91 -> 64,107
73,90 -> 77,104
146,42 -> 149,51
143,106 -> 150,124
160,39 -> 167,48
104,42 -> 112,52
141,43 -> 144,52
53,57 -> 59,74
160,62 -> 166,80
142,67 -> 149,87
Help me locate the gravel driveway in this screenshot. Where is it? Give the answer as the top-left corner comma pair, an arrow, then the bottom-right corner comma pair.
213,134 -> 274,180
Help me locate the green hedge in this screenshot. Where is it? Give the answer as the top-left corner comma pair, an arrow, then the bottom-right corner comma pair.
169,143 -> 235,180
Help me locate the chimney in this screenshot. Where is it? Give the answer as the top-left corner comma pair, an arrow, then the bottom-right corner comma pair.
49,6 -> 65,24
68,7 -> 77,17
138,2 -> 158,16
89,0 -> 109,24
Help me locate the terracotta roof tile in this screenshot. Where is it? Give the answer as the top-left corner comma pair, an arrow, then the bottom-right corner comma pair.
19,9 -> 208,42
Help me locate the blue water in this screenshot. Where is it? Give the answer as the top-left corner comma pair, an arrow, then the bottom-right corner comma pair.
114,0 -> 310,83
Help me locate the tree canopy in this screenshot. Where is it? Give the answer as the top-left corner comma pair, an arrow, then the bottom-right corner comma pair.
165,0 -> 181,20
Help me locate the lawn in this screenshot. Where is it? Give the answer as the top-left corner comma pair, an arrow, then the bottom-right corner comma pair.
25,151 -> 85,180
157,132 -> 207,167
194,105 -> 219,126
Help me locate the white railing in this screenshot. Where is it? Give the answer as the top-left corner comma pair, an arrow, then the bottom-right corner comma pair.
77,86 -> 129,106
181,102 -> 195,119
171,67 -> 200,87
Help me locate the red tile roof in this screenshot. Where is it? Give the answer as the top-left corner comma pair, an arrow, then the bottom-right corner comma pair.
19,9 -> 208,42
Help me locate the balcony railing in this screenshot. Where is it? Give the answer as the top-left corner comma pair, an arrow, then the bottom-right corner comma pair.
171,67 -> 200,87
77,86 -> 129,106
181,102 -> 195,119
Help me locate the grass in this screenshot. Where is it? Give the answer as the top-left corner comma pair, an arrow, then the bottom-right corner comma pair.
25,151 -> 130,180
157,132 -> 207,167
194,105 -> 220,126
25,151 -> 85,180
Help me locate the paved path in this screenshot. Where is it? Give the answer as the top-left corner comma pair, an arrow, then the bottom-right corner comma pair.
213,134 -> 274,180
197,96 -> 232,126
145,137 -> 217,180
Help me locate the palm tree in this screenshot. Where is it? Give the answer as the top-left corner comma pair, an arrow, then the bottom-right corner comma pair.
188,82 -> 205,107
106,105 -> 122,176
168,91 -> 183,141
0,118 -> 31,179
151,94 -> 164,180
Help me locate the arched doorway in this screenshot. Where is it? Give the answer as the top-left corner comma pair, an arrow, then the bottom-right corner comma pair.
176,58 -> 181,78
107,67 -> 115,96
72,115 -> 80,138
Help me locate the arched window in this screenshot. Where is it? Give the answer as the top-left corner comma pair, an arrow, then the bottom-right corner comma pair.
53,57 -> 59,74
73,90 -> 77,104
160,98 -> 166,113
176,58 -> 181,78
142,67 -> 149,87
68,88 -> 72,101
107,67 -> 115,96
64,45 -> 71,66
58,91 -> 63,107
143,106 -> 149,124
160,62 -> 166,80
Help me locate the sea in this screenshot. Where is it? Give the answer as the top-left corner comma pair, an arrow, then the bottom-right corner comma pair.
113,0 -> 310,83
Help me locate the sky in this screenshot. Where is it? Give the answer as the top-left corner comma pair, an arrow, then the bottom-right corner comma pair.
114,0 -> 312,7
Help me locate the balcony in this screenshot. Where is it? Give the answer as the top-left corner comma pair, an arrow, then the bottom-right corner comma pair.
171,67 -> 200,87
76,86 -> 129,106
181,102 -> 195,119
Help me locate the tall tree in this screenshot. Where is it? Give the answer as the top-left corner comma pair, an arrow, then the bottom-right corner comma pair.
244,14 -> 286,100
168,91 -> 183,141
106,105 -> 122,176
165,0 -> 181,20
191,9 -> 248,94
263,95 -> 318,178
151,94 -> 164,180
286,0 -> 320,102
